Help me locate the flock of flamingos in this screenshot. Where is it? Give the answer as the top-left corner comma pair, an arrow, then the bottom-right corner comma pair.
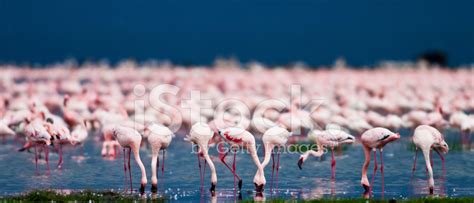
0,63 -> 473,199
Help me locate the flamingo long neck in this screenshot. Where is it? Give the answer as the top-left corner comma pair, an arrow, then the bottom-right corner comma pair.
63,97 -> 69,108
249,144 -> 266,184
248,144 -> 263,171
422,148 -> 434,189
261,143 -> 274,169
249,144 -> 265,185
150,146 -> 161,185
201,144 -> 217,184
361,145 -> 371,186
290,103 -> 297,114
131,145 -> 147,185
119,106 -> 129,118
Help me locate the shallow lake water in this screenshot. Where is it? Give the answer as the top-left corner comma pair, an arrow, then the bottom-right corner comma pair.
0,129 -> 473,201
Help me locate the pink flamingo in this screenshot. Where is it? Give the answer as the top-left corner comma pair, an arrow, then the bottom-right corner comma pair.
62,95 -> 84,128
217,127 -> 266,194
412,125 -> 449,195
261,126 -> 292,191
112,125 -> 147,194
184,122 -> 218,195
44,117 -> 71,168
21,115 -> 52,173
146,123 -> 174,193
298,128 -> 355,179
360,127 -> 400,195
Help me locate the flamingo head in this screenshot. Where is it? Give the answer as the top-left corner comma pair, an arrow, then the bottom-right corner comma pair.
254,183 -> 264,194
63,94 -> 70,106
297,156 -> 304,170
394,132 -> 401,139
340,133 -> 356,144
139,183 -> 146,195
210,183 -> 216,196
38,131 -> 52,146
387,132 -> 401,142
436,141 -> 449,154
253,170 -> 265,193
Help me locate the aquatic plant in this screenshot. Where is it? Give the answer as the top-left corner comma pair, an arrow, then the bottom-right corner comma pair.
0,190 -> 164,202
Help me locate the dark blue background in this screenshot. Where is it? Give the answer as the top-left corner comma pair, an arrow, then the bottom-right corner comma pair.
0,0 -> 473,66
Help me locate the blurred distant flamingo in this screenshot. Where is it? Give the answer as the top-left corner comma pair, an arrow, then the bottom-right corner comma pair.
412,125 -> 449,195
63,95 -> 83,128
44,117 -> 71,168
21,115 -> 52,173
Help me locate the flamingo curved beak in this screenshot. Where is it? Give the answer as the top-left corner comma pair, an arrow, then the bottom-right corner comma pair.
139,183 -> 146,195
362,183 -> 370,192
297,157 -> 304,170
210,183 -> 216,195
395,132 -> 401,139
254,183 -> 264,193
151,183 -> 157,193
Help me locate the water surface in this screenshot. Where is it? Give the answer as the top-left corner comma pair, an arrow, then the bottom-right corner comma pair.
0,129 -> 473,201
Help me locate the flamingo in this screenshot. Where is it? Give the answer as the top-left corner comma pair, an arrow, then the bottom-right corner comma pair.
261,126 -> 292,191
146,123 -> 174,193
112,125 -> 147,194
360,127 -> 400,195
62,95 -> 84,128
412,125 -> 449,194
70,121 -> 88,146
298,128 -> 355,179
217,127 -> 266,193
21,115 -> 52,173
184,122 -> 217,195
44,117 -> 71,168
461,116 -> 474,133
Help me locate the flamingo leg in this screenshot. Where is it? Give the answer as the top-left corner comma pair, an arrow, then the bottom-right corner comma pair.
162,150 -> 165,176
150,149 -> 159,193
219,151 -> 242,187
233,151 -> 237,192
128,148 -> 132,193
271,149 -> 275,192
203,159 -> 207,184
34,144 -> 38,174
44,145 -> 50,175
57,144 -> 63,169
123,148 -> 128,193
370,150 -> 378,193
379,149 -> 384,196
276,148 -> 281,193
430,150 -> 433,168
412,147 -> 418,176
197,151 -> 203,187
331,148 -> 336,179
161,150 -> 166,190
435,149 -> 446,176
157,150 -> 160,176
